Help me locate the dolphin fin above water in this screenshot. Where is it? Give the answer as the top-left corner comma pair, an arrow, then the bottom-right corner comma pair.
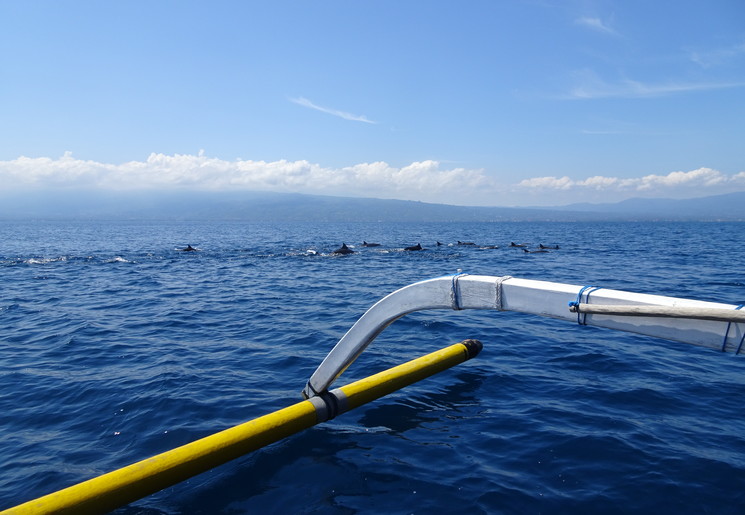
332,243 -> 355,255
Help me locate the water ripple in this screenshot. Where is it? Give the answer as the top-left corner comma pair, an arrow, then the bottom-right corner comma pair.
1,221 -> 744,513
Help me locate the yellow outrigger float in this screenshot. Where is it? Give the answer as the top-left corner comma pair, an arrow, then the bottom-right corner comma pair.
5,341 -> 483,515
5,274 -> 744,514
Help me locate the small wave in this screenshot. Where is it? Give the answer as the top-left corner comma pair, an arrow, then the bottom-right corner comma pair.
107,256 -> 133,264
284,249 -> 320,257
326,423 -> 391,434
0,303 -> 20,314
25,256 -> 68,265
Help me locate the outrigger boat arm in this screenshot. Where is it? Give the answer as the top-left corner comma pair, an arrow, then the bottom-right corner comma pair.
302,274 -> 744,398
9,275 -> 744,514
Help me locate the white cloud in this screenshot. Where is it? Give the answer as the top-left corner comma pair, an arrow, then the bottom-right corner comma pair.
575,16 -> 617,35
0,152 -> 490,204
565,69 -> 745,99
518,167 -> 745,198
517,176 -> 574,190
289,97 -> 377,124
576,175 -> 622,189
690,42 -> 745,68
3,154 -> 743,207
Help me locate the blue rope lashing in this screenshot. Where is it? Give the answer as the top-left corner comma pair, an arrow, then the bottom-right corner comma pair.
722,304 -> 745,352
735,332 -> 745,355
450,271 -> 467,311
568,285 -> 602,325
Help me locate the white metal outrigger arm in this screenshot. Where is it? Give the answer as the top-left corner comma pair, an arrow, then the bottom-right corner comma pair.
302,274 -> 744,399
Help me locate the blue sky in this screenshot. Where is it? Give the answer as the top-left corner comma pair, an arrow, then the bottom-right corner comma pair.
1,0 -> 744,206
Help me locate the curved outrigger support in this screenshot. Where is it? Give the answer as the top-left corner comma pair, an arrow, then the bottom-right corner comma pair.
302,274 -> 744,399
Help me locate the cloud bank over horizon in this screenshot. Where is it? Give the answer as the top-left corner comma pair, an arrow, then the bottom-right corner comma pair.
519,167 -> 745,194
1,152 -> 743,207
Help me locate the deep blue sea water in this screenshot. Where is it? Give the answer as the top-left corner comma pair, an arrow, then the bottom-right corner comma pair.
1,220 -> 744,514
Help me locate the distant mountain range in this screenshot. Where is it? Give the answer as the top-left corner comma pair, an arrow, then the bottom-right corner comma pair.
0,190 -> 743,222
553,191 -> 745,220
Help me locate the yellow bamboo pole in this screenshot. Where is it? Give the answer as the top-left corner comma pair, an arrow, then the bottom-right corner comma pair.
4,339 -> 482,515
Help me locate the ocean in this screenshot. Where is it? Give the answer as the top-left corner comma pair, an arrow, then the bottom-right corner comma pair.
1,220 -> 744,514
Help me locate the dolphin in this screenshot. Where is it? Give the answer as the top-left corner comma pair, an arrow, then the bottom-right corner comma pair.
523,248 -> 549,253
404,243 -> 423,251
457,241 -> 477,246
539,244 -> 560,250
510,242 -> 527,248
181,245 -> 197,251
361,241 -> 381,247
332,243 -> 354,255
